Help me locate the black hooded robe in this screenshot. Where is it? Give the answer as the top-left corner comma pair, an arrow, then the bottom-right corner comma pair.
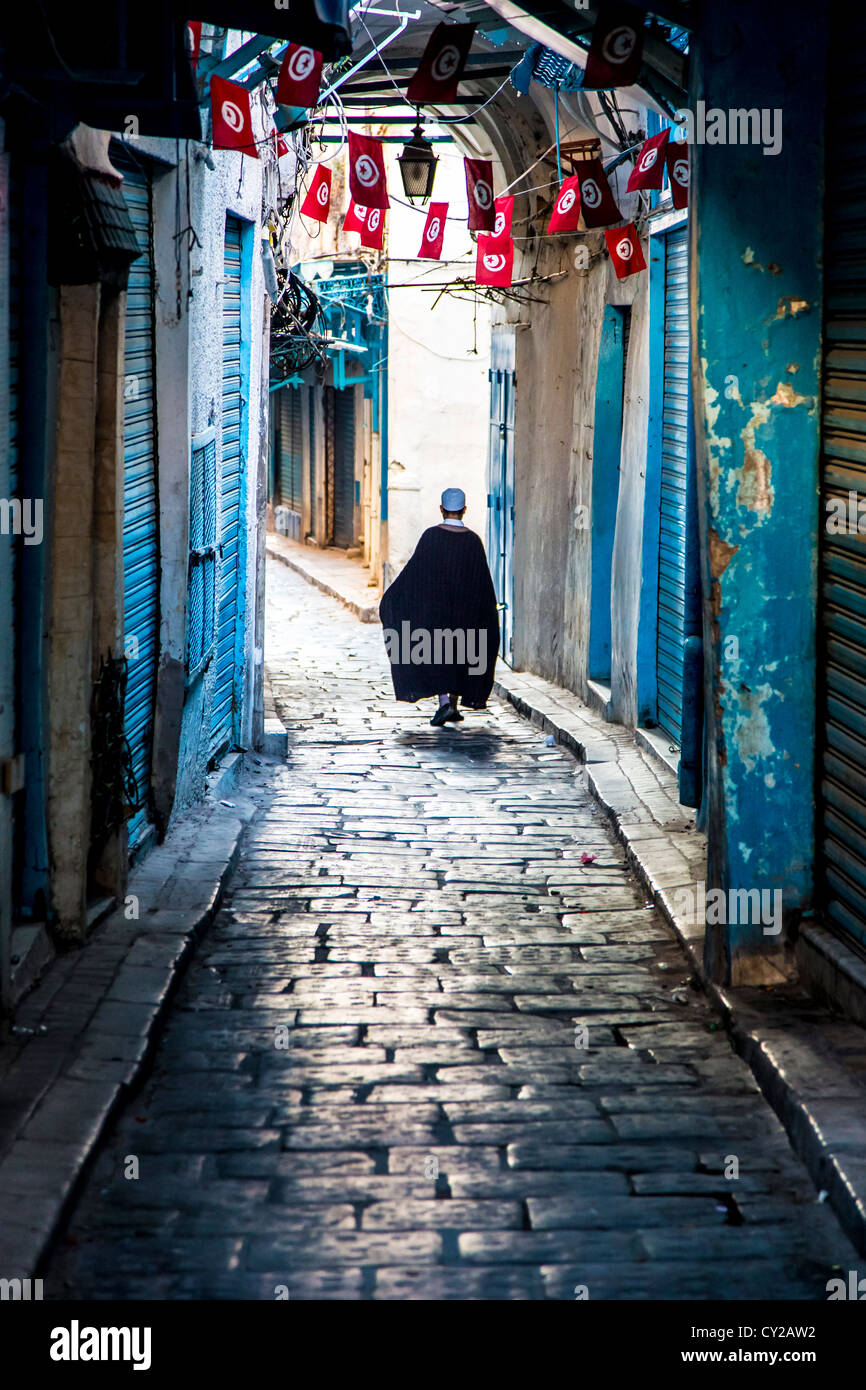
379,524 -> 500,708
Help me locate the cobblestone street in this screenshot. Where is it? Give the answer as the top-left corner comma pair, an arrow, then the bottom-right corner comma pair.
46,562 -> 856,1300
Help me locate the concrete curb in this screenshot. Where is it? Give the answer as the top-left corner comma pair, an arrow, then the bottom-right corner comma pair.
267,537 -> 379,624
0,771 -> 260,1279
494,669 -> 866,1258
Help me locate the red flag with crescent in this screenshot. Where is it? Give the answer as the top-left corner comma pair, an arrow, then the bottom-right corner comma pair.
476,236 -> 513,286
583,0 -> 645,89
407,22 -> 476,104
276,45 -> 324,108
666,138 -> 689,209
361,205 -> 385,250
546,175 -> 582,234
604,223 -> 646,279
490,195 -> 514,244
575,158 -> 622,228
419,202 -> 448,259
464,158 -> 495,231
211,76 -> 259,157
300,165 -> 332,221
343,201 -> 368,234
626,128 -> 670,192
348,132 -> 389,210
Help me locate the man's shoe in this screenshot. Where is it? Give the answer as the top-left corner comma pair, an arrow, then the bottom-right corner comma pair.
430,703 -> 454,727
444,705 -> 464,722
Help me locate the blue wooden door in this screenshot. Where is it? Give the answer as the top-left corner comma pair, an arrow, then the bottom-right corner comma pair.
118,154 -> 159,853
211,216 -> 246,757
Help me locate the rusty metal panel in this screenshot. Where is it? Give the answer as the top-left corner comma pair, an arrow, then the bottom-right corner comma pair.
818,30 -> 866,947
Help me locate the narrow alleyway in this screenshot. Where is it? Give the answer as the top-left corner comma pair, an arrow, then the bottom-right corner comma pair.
46,562 -> 855,1300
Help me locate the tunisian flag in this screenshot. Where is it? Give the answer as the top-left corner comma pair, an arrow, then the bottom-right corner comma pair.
583,1 -> 645,89
626,128 -> 670,192
604,224 -> 646,279
464,158 -> 495,231
187,21 -> 202,72
476,237 -> 513,286
211,76 -> 259,157
546,175 -> 582,233
343,200 -> 368,234
490,194 -> 514,244
300,165 -> 332,221
276,45 -> 324,108
419,202 -> 448,259
407,22 -> 476,104
666,139 -> 689,209
361,205 -> 385,250
576,159 -> 622,228
348,132 -> 389,210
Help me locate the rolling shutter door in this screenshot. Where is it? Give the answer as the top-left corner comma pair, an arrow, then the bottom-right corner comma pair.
211,216 -> 244,757
278,386 -> 303,511
818,17 -> 866,947
656,225 -> 694,744
333,388 -> 355,549
118,155 -> 159,853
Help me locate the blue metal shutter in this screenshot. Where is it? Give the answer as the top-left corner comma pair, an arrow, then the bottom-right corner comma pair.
655,224 -> 695,744
278,386 -> 303,511
187,428 -> 218,684
486,359 -> 515,666
818,17 -> 866,947
211,216 -> 245,756
7,159 -> 21,911
308,387 -> 317,537
118,155 -> 159,853
333,388 -> 355,549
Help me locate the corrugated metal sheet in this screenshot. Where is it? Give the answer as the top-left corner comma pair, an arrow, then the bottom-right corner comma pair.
656,224 -> 691,744
277,385 -> 303,511
211,216 -> 244,757
117,154 -> 158,853
323,384 -> 336,544
486,365 -> 515,666
333,387 -> 355,549
818,30 -> 866,948
9,164 -> 19,507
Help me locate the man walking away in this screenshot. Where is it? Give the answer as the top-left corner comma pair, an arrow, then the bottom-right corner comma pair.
379,488 -> 500,726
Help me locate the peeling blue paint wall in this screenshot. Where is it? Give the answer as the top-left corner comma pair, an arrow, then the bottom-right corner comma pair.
691,0 -> 827,979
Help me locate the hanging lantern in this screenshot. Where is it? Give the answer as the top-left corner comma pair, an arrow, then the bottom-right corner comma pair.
397,116 -> 438,204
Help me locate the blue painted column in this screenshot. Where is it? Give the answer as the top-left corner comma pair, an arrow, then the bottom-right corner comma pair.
690,1 -> 827,981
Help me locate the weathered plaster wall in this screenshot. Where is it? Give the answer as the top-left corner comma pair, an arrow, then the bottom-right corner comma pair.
690,1 -> 826,980
512,244 -> 579,686
46,285 -> 100,939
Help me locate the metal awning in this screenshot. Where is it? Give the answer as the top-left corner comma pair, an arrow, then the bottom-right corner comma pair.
471,0 -> 690,112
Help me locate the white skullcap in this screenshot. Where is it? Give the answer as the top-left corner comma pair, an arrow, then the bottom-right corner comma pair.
441,487 -> 466,510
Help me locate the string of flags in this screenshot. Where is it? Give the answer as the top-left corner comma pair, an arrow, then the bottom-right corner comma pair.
206,0 -> 690,287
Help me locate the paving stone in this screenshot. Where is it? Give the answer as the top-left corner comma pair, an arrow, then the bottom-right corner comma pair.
361,1199 -> 523,1230
374,1266 -> 544,1299
244,1230 -> 442,1269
